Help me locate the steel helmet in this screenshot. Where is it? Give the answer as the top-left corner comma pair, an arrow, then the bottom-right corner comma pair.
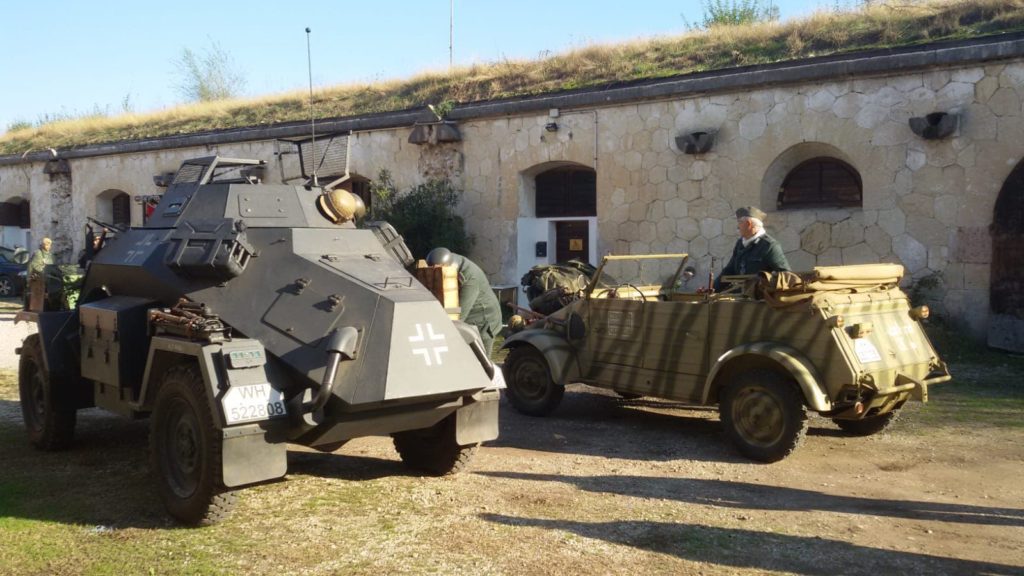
425,247 -> 453,266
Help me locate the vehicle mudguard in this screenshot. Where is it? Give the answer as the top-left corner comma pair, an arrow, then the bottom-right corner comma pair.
36,310 -> 79,378
35,310 -> 92,410
502,329 -> 579,385
703,342 -> 832,412
455,388 -> 500,445
142,336 -> 288,488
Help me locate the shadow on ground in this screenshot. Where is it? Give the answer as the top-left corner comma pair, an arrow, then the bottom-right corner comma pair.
479,471 -> 1024,528
0,399 -> 417,528
491,386 -> 846,464
481,513 -> 1023,576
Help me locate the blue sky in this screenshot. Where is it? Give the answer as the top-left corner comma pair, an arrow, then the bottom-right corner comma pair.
0,0 -> 850,133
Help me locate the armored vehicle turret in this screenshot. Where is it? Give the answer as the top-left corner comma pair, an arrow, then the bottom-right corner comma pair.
17,156 -> 501,525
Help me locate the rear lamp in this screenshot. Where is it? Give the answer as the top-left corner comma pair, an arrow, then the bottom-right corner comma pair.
909,305 -> 930,320
847,322 -> 873,339
827,315 -> 845,329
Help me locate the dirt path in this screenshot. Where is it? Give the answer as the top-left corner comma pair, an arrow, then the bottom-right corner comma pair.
0,307 -> 34,371
2,380 -> 1021,575
1,303 -> 1021,574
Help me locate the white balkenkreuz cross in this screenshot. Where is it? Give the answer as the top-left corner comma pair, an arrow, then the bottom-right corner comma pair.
408,323 -> 448,366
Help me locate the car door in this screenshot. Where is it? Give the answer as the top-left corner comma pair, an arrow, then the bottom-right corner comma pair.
584,296 -> 646,374
642,300 -> 710,375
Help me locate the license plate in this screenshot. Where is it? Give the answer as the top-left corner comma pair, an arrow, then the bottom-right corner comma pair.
222,383 -> 287,425
854,339 -> 882,364
227,348 -> 265,368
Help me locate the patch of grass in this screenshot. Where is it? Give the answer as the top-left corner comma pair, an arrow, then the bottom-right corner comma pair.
0,297 -> 24,313
0,369 -> 18,398
911,321 -> 1024,429
3,0 -> 1023,154
926,321 -> 1024,373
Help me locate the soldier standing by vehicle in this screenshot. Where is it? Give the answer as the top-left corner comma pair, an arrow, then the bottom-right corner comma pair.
26,237 -> 53,311
27,237 -> 53,278
714,206 -> 790,290
427,247 -> 502,356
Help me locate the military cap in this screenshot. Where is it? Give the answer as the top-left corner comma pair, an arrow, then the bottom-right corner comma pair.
736,206 -> 767,221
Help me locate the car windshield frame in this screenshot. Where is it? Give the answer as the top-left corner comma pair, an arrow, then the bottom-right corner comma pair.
584,253 -> 690,298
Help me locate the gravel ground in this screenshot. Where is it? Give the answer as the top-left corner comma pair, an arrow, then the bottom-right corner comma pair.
1,299 -> 1021,575
0,306 -> 35,371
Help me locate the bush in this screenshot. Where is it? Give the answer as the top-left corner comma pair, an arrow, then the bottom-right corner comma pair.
369,170 -> 474,259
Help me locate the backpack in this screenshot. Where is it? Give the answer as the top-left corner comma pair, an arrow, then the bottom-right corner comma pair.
520,260 -> 598,312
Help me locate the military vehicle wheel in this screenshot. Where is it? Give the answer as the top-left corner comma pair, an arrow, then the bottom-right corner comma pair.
503,346 -> 564,416
18,334 -> 76,450
720,371 -> 807,463
150,364 -> 236,525
833,410 -> 900,436
392,415 -> 477,476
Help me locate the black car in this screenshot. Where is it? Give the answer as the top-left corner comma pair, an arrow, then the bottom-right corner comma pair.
0,247 -> 28,297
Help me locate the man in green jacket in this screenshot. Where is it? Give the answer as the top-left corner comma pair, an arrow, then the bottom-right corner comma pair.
28,237 -> 53,279
26,237 -> 54,310
426,247 -> 503,356
714,206 -> 790,291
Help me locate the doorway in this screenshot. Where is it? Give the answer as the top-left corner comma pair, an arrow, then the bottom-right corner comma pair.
989,159 -> 1024,351
555,220 -> 589,262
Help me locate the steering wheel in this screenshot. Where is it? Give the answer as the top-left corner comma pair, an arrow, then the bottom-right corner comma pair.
614,283 -> 648,302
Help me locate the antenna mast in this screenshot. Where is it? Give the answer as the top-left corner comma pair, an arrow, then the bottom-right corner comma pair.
306,26 -> 318,186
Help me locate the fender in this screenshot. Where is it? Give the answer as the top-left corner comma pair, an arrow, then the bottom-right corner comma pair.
502,328 -> 580,385
35,310 -> 79,378
141,335 -> 288,488
702,342 -> 832,412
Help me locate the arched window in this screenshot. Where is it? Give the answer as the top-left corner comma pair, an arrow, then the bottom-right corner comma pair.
535,167 -> 596,217
96,189 -> 131,227
777,157 -> 862,210
111,193 -> 131,227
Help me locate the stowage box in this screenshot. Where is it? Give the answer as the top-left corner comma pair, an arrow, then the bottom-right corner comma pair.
80,296 -> 155,394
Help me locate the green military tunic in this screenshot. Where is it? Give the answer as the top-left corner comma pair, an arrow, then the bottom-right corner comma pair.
28,248 -> 53,279
716,233 -> 790,290
452,253 -> 503,356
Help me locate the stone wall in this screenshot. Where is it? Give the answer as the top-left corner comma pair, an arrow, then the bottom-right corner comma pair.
0,50 -> 1021,340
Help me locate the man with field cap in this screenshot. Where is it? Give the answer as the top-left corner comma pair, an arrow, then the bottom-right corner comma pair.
714,206 -> 790,290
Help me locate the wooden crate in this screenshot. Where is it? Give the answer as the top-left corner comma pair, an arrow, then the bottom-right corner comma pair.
414,262 -> 459,316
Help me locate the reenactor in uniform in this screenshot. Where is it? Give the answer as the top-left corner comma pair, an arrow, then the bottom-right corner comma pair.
26,237 -> 53,310
714,206 -> 789,290
426,247 -> 502,356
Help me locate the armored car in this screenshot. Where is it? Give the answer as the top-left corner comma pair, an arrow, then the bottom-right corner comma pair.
17,157 -> 500,524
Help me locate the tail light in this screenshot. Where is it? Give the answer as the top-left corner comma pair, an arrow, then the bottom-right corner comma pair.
909,305 -> 930,320
847,322 -> 873,339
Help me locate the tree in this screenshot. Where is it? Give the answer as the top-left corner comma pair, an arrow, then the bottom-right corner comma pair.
174,42 -> 246,102
686,0 -> 780,29
369,170 -> 474,259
